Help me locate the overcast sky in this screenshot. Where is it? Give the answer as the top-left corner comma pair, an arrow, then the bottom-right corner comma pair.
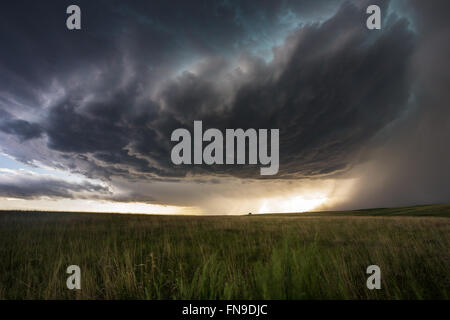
0,0 -> 449,214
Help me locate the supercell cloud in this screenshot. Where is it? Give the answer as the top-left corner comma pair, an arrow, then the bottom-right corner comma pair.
0,0 -> 448,213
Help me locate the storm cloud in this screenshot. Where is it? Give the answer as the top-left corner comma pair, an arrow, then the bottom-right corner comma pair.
0,169 -> 109,199
0,0 -> 448,211
333,0 -> 450,209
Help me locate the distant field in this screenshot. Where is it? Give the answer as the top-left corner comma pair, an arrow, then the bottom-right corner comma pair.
0,205 -> 449,300
269,204 -> 450,217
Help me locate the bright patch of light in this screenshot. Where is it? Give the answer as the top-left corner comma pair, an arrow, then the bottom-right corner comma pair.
258,195 -> 328,214
0,198 -> 197,215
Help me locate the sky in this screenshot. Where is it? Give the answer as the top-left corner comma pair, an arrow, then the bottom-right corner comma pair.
0,0 -> 449,214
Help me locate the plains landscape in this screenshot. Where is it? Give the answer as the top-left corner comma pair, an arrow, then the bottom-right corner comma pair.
1,204 -> 448,300
1,0 -> 450,306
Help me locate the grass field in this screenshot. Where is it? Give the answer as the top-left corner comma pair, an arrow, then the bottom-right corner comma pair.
0,204 -> 449,300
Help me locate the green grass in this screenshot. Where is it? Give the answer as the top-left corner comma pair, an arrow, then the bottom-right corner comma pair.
270,203 -> 450,217
0,205 -> 449,300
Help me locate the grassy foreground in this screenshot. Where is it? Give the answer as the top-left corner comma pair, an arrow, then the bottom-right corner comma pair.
0,205 -> 449,300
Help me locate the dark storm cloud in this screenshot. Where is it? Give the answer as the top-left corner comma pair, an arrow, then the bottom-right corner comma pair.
334,0 -> 450,209
0,110 -> 43,141
0,171 -> 109,199
0,0 -> 344,103
2,0 -> 447,208
146,3 -> 415,179
0,0 -> 348,179
0,0 -> 414,181
0,119 -> 42,141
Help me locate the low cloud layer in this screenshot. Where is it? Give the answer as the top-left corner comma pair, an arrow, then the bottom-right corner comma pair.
0,169 -> 109,200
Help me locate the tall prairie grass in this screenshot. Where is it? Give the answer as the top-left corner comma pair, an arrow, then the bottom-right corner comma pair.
0,210 -> 448,299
